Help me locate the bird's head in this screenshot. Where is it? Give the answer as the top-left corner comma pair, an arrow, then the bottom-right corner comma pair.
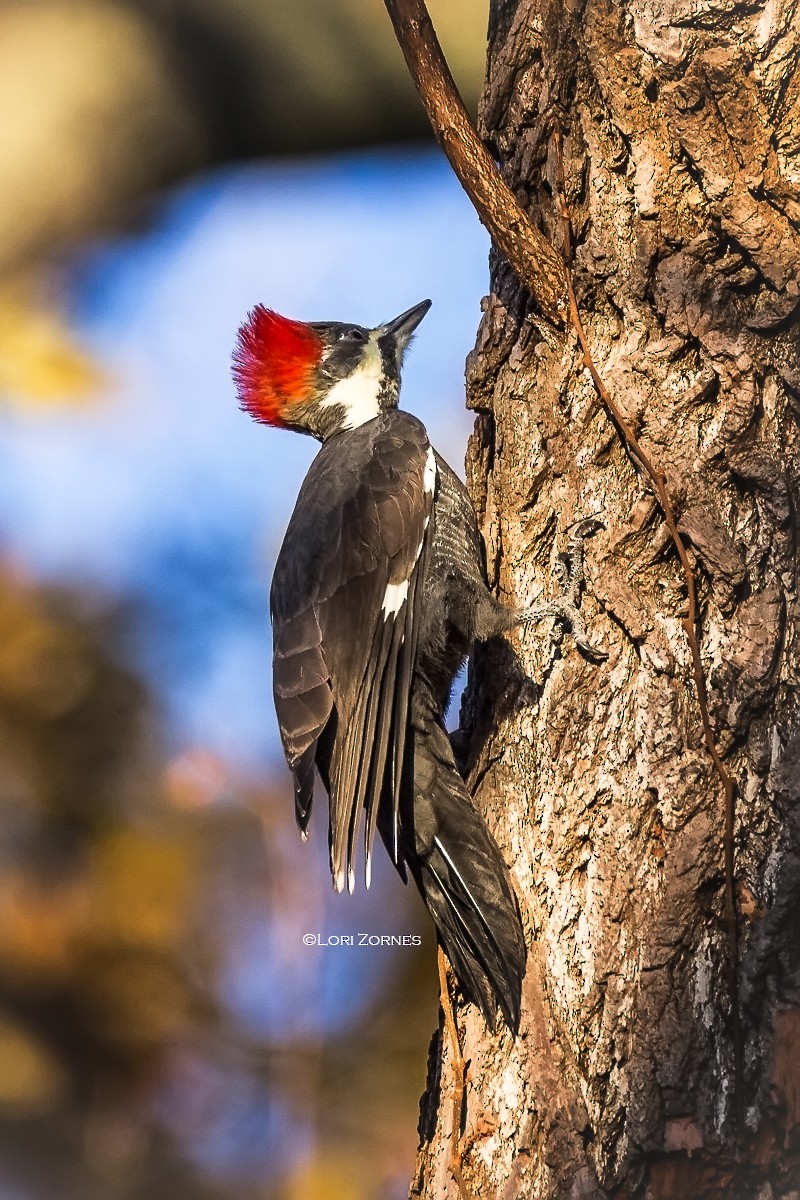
233,299 -> 431,440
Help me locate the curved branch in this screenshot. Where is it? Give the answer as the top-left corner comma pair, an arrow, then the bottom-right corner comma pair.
383,0 -> 567,326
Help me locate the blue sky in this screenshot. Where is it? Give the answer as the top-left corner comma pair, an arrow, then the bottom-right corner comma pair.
0,148 -> 489,769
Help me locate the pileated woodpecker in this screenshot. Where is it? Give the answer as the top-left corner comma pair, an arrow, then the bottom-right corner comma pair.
233,299 -> 600,1032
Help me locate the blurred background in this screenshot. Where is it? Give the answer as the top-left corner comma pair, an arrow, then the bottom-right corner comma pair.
0,1 -> 490,1197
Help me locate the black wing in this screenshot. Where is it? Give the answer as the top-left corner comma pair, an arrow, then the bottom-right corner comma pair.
270,410 -> 436,891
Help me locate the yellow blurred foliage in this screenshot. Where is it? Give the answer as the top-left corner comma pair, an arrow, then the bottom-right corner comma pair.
85,953 -> 189,1047
0,582 -> 95,717
284,1152 -> 367,1200
0,1013 -> 67,1115
0,293 -> 99,407
0,871 -> 93,983
93,829 -> 195,952
0,0 -> 200,275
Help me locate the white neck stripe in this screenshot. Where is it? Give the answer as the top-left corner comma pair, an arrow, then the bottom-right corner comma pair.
319,339 -> 382,430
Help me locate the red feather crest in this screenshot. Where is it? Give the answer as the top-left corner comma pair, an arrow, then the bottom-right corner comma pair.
233,306 -> 323,427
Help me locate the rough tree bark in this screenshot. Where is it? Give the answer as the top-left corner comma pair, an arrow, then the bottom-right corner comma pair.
410,1 -> 800,1197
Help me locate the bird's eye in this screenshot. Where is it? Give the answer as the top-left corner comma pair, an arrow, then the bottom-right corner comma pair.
341,327 -> 367,342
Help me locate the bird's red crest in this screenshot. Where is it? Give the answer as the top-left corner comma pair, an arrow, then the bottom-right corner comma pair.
233,306 -> 323,427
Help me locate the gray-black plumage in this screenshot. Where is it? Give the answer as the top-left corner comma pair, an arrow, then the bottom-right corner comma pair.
396,452 -> 528,1031
271,409 -> 435,891
235,298 -> 527,1030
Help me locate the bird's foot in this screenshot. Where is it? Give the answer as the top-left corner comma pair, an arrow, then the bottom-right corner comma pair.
520,517 -> 607,661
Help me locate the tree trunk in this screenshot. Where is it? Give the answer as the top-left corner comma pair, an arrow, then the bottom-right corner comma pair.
412,1 -> 800,1196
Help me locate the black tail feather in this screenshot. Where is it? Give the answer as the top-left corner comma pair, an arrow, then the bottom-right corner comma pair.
425,859 -> 505,1028
386,715 -> 526,1033
292,743 -> 316,837
418,801 -> 526,1033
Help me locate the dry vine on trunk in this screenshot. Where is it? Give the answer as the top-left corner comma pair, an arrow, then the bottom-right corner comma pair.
384,0 -> 800,1196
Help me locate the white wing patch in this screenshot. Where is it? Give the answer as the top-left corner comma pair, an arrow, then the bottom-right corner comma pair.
379,443 -> 435,622
382,528 -> 429,621
320,339 -> 382,430
382,578 -> 410,619
424,445 -> 437,495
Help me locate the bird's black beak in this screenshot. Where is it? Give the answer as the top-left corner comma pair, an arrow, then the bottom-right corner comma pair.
380,299 -> 432,346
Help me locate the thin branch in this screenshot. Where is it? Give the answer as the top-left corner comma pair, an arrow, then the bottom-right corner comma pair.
383,0 -> 567,326
437,946 -> 477,1200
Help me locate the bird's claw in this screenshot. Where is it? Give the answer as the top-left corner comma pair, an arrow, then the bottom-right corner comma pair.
519,517 -> 607,661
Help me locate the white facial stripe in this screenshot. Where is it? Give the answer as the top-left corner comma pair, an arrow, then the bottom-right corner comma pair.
320,335 -> 382,430
382,578 -> 409,619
